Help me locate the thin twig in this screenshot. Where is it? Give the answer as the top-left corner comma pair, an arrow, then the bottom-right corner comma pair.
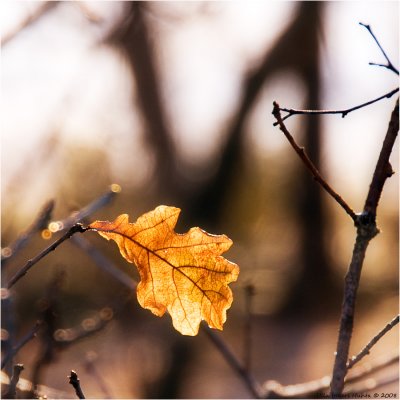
52,185 -> 120,232
272,102 -> 357,222
347,314 -> 399,369
346,353 -> 398,383
83,352 -> 113,398
274,88 -> 399,125
330,99 -> 399,397
262,353 -> 398,398
360,22 -> 399,75
68,370 -> 85,399
1,321 -> 42,369
201,326 -> 263,399
6,224 -> 88,289
1,200 -> 55,266
71,235 -> 137,289
1,2 -> 58,46
4,364 -> 24,399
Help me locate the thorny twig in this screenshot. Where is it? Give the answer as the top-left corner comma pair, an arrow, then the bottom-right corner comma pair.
6,224 -> 88,289
68,370 -> 85,399
330,99 -> 399,396
360,22 -> 399,75
274,88 -> 399,125
347,314 -> 400,370
272,102 -> 357,222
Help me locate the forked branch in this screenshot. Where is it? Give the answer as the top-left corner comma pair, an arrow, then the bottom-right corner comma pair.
347,314 -> 400,369
330,98 -> 398,396
274,88 -> 399,125
360,22 -> 399,75
6,224 -> 88,289
272,102 -> 357,222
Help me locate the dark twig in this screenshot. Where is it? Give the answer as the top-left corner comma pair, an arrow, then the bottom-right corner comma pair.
52,185 -> 120,233
3,364 -> 24,399
6,224 -> 88,289
360,22 -> 399,75
347,315 -> 400,369
1,321 -> 42,369
274,88 -> 399,125
330,99 -> 399,397
272,102 -> 357,222
68,370 -> 85,399
201,326 -> 263,399
1,200 -> 55,266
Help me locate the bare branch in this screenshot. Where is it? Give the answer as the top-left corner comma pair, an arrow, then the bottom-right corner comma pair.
1,2 -> 58,47
262,353 -> 398,398
330,99 -> 399,396
70,235 -> 137,290
2,364 -> 24,399
1,321 -> 42,370
1,200 -> 55,266
6,224 -> 87,289
347,315 -> 400,369
51,185 -> 120,233
360,23 -> 399,75
272,102 -> 357,222
274,88 -> 399,125
68,370 -> 85,399
201,326 -> 263,399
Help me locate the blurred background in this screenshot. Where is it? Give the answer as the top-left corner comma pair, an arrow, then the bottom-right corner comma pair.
1,1 -> 398,398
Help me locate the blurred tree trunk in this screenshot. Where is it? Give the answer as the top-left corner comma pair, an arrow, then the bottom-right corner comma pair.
107,2 -> 178,200
108,1 -> 336,313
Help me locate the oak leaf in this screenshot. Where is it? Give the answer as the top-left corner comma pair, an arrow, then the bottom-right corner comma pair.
89,205 -> 239,336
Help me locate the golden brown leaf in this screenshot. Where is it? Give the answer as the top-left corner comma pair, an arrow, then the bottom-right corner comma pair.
89,206 -> 239,336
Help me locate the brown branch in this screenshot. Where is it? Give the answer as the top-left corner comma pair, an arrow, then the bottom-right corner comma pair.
70,235 -> 137,289
1,2 -> 58,46
1,321 -> 42,369
3,364 -> 24,399
274,88 -> 399,125
6,224 -> 87,289
330,99 -> 399,397
347,314 -> 400,369
272,102 -> 357,222
201,326 -> 263,399
360,23 -> 399,75
1,200 -> 55,266
52,185 -> 120,233
262,353 -> 398,398
68,370 -> 85,399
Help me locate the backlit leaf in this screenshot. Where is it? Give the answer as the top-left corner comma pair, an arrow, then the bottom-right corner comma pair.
89,206 -> 239,336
